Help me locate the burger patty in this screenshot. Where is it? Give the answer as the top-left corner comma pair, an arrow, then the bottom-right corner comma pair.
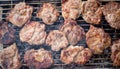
24,48 -> 53,69
102,2 -> 120,29
0,21 -> 15,45
86,25 -> 111,54
62,0 -> 82,20
60,19 -> 85,45
37,3 -> 59,25
46,30 -> 68,51
0,43 -> 21,69
111,39 -> 120,66
7,2 -> 33,27
81,0 -> 102,24
19,21 -> 46,45
60,45 -> 92,65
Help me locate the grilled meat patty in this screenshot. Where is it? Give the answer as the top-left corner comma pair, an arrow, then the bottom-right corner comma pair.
86,25 -> 111,54
60,45 -> 92,65
0,21 -> 15,45
24,48 -> 53,69
37,3 -> 59,25
60,45 -> 83,64
0,43 -> 21,69
60,19 -> 85,45
19,21 -> 46,45
74,47 -> 92,65
102,2 -> 120,29
62,0 -> 82,20
111,39 -> 120,66
46,30 -> 68,51
7,2 -> 33,27
81,0 -> 102,24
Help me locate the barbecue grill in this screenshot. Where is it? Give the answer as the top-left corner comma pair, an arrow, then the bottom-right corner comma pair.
0,0 -> 120,69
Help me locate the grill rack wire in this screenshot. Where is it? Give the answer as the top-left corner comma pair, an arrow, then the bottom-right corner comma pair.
0,0 -> 120,69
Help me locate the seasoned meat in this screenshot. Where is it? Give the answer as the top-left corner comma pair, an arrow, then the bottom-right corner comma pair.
37,3 -> 59,25
0,21 -> 15,45
60,19 -> 85,45
74,48 -> 92,65
102,2 -> 120,15
0,43 -> 21,69
24,48 -> 53,69
46,30 -> 68,51
7,2 -> 33,27
81,0 -> 102,24
102,2 -> 120,29
19,21 -> 46,45
86,25 -> 111,54
111,39 -> 120,66
60,45 -> 84,64
60,45 -> 92,65
62,0 -> 82,20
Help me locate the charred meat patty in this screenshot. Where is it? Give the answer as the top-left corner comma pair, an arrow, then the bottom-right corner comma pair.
0,43 -> 21,69
7,2 -> 33,27
60,19 -> 85,45
37,3 -> 59,25
111,39 -> 120,66
19,21 -> 46,45
60,45 -> 92,65
24,48 -> 53,69
0,21 -> 15,45
81,0 -> 102,24
102,2 -> 120,29
62,0 -> 82,20
46,30 -> 68,51
86,25 -> 111,54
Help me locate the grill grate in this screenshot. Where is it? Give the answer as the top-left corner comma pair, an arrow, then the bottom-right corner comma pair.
0,0 -> 120,69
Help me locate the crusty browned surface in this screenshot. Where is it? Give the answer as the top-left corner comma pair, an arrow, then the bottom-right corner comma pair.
0,21 -> 15,45
81,0 -> 102,24
60,45 -> 92,65
62,0 -> 82,20
7,2 -> 33,27
74,48 -> 92,65
111,39 -> 120,66
60,19 -> 85,45
24,48 -> 53,69
102,2 -> 120,29
102,2 -> 120,16
46,30 -> 68,51
37,3 -> 59,25
60,45 -> 84,64
86,25 -> 111,54
19,21 -> 46,45
0,43 -> 21,69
